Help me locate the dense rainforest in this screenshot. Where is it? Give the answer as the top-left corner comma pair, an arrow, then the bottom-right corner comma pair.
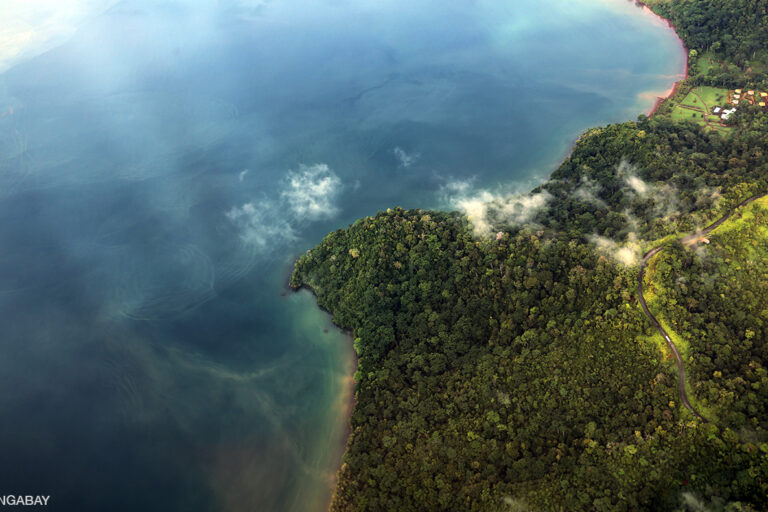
646,0 -> 768,66
291,1 -> 768,510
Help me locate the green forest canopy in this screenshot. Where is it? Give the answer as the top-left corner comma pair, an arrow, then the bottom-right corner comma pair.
291,2 -> 768,510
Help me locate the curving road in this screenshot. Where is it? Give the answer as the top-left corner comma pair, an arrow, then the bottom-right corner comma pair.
638,246 -> 706,421
636,194 -> 765,422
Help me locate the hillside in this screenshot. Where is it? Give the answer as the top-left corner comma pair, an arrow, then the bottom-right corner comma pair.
292,2 -> 768,510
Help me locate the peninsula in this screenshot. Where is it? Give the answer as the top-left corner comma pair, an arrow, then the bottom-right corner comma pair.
293,0 -> 768,509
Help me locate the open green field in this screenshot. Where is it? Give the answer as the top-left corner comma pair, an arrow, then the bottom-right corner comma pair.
669,105 -> 703,122
679,92 -> 704,109
694,51 -> 720,75
694,86 -> 728,108
694,50 -> 742,76
663,85 -> 733,134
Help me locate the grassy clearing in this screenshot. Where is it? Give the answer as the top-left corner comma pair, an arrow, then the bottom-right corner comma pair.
707,197 -> 768,266
659,317 -> 689,356
643,269 -> 720,421
706,196 -> 768,240
682,378 -> 719,423
694,51 -> 720,75
679,92 -> 703,109
638,332 -> 669,360
663,86 -> 731,133
696,86 -> 728,108
640,234 -> 679,255
711,125 -> 734,136
669,105 -> 702,122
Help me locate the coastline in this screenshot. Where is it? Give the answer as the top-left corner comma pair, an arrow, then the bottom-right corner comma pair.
287,279 -> 359,512
634,1 -> 690,116
296,2 -> 691,511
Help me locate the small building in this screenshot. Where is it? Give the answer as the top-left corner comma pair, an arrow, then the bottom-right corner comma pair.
761,92 -> 768,98
733,100 -> 740,105
735,89 -> 743,94
748,90 -> 755,95
713,106 -> 722,114
734,94 -> 741,99
721,108 -> 737,120
761,102 -> 767,107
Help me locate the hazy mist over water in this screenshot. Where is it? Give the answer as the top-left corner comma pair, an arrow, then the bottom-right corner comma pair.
0,0 -> 684,510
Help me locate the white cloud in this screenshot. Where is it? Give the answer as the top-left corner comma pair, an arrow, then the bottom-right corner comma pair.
572,176 -> 606,206
393,146 -> 419,168
589,233 -> 641,266
617,159 -> 680,218
616,159 -> 649,198
281,163 -> 341,220
226,200 -> 296,249
626,175 -> 649,197
681,492 -> 712,512
442,180 -> 551,238
227,163 -> 342,250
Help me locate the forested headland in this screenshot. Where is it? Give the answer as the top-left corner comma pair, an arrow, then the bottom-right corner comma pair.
292,1 -> 768,510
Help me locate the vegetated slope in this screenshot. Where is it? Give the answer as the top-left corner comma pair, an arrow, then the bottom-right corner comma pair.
291,2 -> 768,508
534,115 -> 768,242
646,0 -> 768,91
647,0 -> 768,66
292,117 -> 768,510
650,198 -> 768,432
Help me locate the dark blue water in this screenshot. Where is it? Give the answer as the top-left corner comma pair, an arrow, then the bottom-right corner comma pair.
0,1 -> 683,510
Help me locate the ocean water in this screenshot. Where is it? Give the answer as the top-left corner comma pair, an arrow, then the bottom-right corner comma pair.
0,0 -> 683,510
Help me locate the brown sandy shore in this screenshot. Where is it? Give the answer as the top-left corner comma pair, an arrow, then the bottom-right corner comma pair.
298,282 -> 358,512
293,2 -> 691,511
635,1 -> 690,116
282,256 -> 358,512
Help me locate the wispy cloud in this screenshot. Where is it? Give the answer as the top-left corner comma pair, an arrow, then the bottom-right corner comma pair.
589,233 -> 641,266
617,159 -> 680,218
572,176 -> 606,207
393,146 -> 419,168
227,163 -> 342,250
282,163 -> 341,219
442,179 -> 551,238
226,200 -> 296,249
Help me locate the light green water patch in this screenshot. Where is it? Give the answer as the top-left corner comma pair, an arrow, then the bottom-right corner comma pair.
276,288 -> 355,512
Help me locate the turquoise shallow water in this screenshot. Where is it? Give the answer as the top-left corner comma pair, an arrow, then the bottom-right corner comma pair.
0,1 -> 683,510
